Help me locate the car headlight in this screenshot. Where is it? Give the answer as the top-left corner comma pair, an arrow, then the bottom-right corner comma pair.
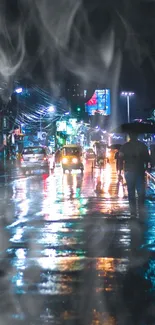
62,157 -> 68,164
72,158 -> 78,164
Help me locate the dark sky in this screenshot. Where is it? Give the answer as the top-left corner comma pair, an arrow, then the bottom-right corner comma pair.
3,0 -> 155,109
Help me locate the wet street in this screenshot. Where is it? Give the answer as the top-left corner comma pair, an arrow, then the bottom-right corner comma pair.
0,161 -> 155,324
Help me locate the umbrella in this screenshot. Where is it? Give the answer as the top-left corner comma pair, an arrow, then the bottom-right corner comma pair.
108,144 -> 122,150
112,122 -> 155,134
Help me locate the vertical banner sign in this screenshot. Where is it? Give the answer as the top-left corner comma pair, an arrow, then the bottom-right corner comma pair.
3,117 -> 9,129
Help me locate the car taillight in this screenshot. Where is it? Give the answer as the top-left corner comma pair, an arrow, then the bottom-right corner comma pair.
43,156 -> 48,161
21,157 -> 24,162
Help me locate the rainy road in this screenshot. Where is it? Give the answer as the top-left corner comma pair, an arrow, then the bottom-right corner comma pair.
0,161 -> 155,324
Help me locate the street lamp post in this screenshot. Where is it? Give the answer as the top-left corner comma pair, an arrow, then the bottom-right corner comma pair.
14,87 -> 23,132
121,92 -> 134,123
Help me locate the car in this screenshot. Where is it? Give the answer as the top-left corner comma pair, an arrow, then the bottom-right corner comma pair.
84,148 -> 96,159
20,146 -> 55,174
61,144 -> 84,173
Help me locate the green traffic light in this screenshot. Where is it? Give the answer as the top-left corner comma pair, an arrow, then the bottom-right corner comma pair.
77,107 -> 81,112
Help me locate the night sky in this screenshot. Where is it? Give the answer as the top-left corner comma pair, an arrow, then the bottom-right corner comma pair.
2,0 -> 155,112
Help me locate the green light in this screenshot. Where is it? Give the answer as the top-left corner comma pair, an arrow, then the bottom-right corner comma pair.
77,107 -> 81,112
58,137 -> 64,145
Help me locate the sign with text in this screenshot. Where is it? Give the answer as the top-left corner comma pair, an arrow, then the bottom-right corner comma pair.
84,89 -> 111,116
56,121 -> 67,132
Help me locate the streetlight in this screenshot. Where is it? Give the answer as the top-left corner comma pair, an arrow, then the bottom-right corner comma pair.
15,88 -> 23,94
14,87 -> 23,134
39,105 -> 56,132
121,91 -> 134,123
48,105 -> 55,113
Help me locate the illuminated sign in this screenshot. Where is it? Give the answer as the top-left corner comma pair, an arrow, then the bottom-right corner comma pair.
66,125 -> 73,135
84,89 -> 111,116
69,118 -> 77,127
56,121 -> 67,132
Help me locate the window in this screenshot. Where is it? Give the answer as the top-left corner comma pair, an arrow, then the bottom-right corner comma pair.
87,149 -> 94,153
62,148 -> 81,155
23,147 -> 45,155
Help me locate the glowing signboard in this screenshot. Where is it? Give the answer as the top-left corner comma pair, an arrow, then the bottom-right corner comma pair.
56,121 -> 67,132
84,89 -> 111,116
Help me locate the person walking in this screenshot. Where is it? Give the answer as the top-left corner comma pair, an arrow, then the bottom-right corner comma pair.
115,149 -> 123,175
119,133 -> 150,217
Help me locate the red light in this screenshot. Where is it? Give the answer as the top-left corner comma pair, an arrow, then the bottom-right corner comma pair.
43,157 -> 48,161
21,157 -> 24,162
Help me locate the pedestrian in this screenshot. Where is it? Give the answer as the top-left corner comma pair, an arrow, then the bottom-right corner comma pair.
55,148 -> 61,164
119,133 -> 150,217
115,149 -> 123,175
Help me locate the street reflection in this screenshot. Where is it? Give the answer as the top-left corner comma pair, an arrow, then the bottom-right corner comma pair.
91,312 -> 116,325
2,161 -> 154,324
103,163 -> 112,196
96,257 -> 128,273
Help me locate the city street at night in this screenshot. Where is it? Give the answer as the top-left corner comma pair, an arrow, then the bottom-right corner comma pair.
0,1 -> 155,324
0,161 -> 155,324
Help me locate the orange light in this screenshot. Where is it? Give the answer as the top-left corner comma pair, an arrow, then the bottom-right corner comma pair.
72,158 -> 78,164
43,157 -> 48,161
62,158 -> 68,164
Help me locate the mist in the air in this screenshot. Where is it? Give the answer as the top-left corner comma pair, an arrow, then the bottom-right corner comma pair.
0,1 -> 152,324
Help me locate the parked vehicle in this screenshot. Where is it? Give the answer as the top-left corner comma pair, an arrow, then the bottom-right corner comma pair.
20,146 -> 55,174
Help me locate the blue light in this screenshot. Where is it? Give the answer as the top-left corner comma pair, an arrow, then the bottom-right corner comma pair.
15,88 -> 23,94
84,89 -> 111,116
48,105 -> 55,113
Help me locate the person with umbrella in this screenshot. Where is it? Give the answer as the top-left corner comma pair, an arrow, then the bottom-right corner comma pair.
119,132 -> 150,217
108,144 -> 123,176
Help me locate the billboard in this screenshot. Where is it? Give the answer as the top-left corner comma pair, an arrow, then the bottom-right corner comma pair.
84,89 -> 111,116
56,121 -> 67,132
69,118 -> 77,127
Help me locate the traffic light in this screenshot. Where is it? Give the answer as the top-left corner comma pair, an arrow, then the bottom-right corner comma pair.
57,132 -> 67,146
58,137 -> 64,145
71,103 -> 88,121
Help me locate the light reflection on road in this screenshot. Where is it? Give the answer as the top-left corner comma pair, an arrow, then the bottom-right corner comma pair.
1,161 -> 154,323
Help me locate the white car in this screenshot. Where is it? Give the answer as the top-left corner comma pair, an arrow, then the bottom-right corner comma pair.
20,146 -> 55,173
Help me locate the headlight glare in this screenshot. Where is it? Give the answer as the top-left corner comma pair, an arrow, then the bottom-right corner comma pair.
62,157 -> 68,164
72,158 -> 78,164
